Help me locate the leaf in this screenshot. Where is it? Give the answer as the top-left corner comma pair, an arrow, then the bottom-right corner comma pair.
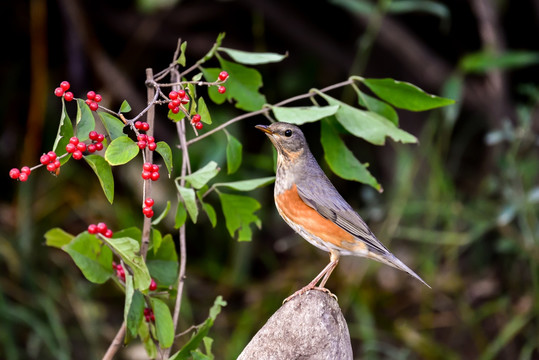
218,193 -> 261,241
355,89 -> 399,125
125,284 -> 144,337
388,0 -> 450,21
152,200 -> 171,226
150,228 -> 163,254
202,202 -> 217,228
320,120 -> 382,191
187,83 -> 197,115
460,50 -> 539,74
214,177 -> 275,192
208,295 -> 227,320
182,161 -> 220,189
361,78 -> 455,111
225,132 -> 242,174
155,141 -> 173,176
44,228 -> 74,248
202,68 -> 227,105
177,41 -> 187,66
75,99 -> 95,141
105,136 -> 139,165
146,234 -> 179,287
318,93 -> 417,145
218,47 -> 287,65
197,97 -> 212,124
176,185 -> 198,223
120,100 -> 132,113
201,32 -> 226,63
272,105 -> 340,125
151,298 -> 174,348
100,236 -> 151,290
175,200 -> 187,229
98,112 -> 125,140
62,232 -> 113,284
113,227 -> 142,242
52,99 -> 74,164
84,155 -> 114,204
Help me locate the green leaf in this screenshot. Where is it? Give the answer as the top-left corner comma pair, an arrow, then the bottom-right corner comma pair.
177,41 -> 187,66
152,200 -> 171,226
361,78 -> 455,111
84,155 -> 114,204
218,47 -> 287,65
120,100 -> 132,113
176,185 -> 198,223
201,32 -> 226,63
113,227 -> 142,242
208,295 -> 227,320
225,132 -> 242,174
197,97 -> 212,124
272,105 -> 340,125
105,136 -> 139,165
147,234 -> 179,287
125,285 -> 144,337
44,228 -> 74,248
202,202 -> 217,228
52,99 -> 74,164
217,57 -> 267,111
100,236 -> 151,290
175,200 -> 187,229
156,141 -> 173,176
460,50 -> 539,74
202,68 -> 227,105
182,161 -> 220,189
388,0 -> 450,21
320,120 -> 382,191
355,88 -> 399,125
98,112 -> 125,140
318,93 -> 417,145
150,228 -> 163,254
151,298 -> 174,348
214,177 -> 275,191
62,232 -> 113,284
187,83 -> 197,115
218,193 -> 261,241
75,99 -> 95,141
138,317 -> 157,358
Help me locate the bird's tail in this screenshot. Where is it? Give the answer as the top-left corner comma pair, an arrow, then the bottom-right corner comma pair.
367,251 -> 431,288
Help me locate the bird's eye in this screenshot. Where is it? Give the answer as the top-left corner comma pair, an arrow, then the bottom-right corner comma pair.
284,129 -> 292,137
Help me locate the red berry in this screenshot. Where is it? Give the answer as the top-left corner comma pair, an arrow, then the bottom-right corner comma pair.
89,102 -> 98,111
104,229 -> 113,238
151,164 -> 159,172
9,168 -> 20,179
171,107 -> 180,114
148,142 -> 157,151
53,159 -> 61,169
168,101 -> 175,110
94,94 -> 102,103
77,142 -> 87,152
21,166 -> 31,175
137,134 -> 146,142
134,121 -> 142,130
87,143 -> 97,153
54,87 -> 64,97
180,96 -> 189,105
177,90 -> 186,98
60,81 -> 70,91
96,134 -> 105,143
143,162 -> 153,172
69,137 -> 79,145
64,92 -> 74,101
150,313 -> 155,322
72,150 -> 83,160
95,142 -> 103,151
143,207 -> 154,218
151,172 -> 160,181
195,122 -> 203,130
40,154 -> 51,165
47,151 -> 57,161
149,279 -> 157,291
218,71 -> 229,81
142,171 -> 152,180
218,86 -> 226,94
87,91 -> 96,100
146,136 -> 155,143
141,122 -> 150,131
88,224 -> 98,234
85,99 -> 92,106
169,91 -> 178,100
192,114 -> 201,123
66,143 -> 76,153
172,98 -> 181,107
46,163 -> 56,172
145,198 -> 154,207
97,222 -> 107,234
19,173 -> 28,182
137,141 -> 147,149
89,131 -> 98,140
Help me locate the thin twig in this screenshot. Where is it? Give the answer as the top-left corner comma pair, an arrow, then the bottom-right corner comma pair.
102,323 -> 126,360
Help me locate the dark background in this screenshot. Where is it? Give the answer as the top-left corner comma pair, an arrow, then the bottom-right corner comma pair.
1,0 -> 538,359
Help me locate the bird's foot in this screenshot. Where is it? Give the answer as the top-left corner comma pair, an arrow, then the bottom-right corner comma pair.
283,285 -> 337,304
312,286 -> 338,301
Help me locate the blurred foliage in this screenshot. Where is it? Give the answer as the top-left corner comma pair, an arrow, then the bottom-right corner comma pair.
1,0 -> 539,359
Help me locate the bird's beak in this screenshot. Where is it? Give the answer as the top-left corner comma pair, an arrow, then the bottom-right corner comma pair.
255,124 -> 273,135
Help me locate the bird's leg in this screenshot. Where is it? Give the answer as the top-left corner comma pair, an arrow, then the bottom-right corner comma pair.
283,252 -> 340,303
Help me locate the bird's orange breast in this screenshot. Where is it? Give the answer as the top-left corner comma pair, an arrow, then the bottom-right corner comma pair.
275,184 -> 359,249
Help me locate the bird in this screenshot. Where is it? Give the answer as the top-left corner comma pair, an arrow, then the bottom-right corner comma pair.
256,122 -> 430,301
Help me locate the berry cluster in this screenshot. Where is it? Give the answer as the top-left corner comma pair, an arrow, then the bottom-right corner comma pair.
134,121 -> 150,132
216,71 -> 229,94
191,114 -> 203,130
87,222 -> 113,238
85,91 -> 102,111
113,262 -> 126,282
137,134 -> 156,151
9,166 -> 32,182
54,81 -> 74,102
142,197 -> 155,218
141,163 -> 160,181
40,151 -> 61,173
143,308 -> 155,323
167,90 -> 189,114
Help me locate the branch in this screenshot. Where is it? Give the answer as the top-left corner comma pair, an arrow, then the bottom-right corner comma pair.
102,323 -> 126,360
